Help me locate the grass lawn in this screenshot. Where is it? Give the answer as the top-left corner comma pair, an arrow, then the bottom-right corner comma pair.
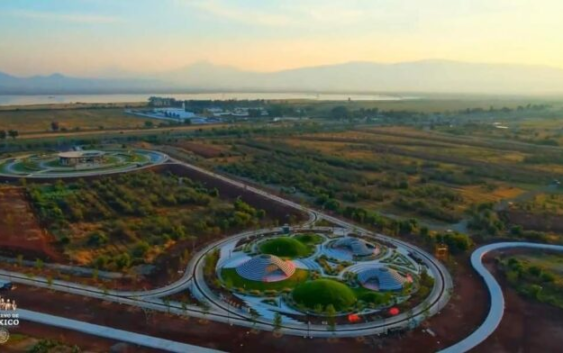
11,160 -> 40,173
259,237 -> 312,258
0,108 -> 158,133
353,286 -> 393,305
292,279 -> 357,311
221,268 -> 309,291
293,233 -> 324,245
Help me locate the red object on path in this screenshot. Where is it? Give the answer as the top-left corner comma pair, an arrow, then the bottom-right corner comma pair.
389,307 -> 400,316
348,314 -> 361,323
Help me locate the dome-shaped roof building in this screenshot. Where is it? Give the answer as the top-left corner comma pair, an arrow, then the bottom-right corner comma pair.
236,254 -> 296,282
331,237 -> 379,258
357,266 -> 411,291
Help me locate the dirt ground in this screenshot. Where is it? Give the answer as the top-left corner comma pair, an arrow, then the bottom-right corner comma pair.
0,186 -> 62,262
474,255 -> 563,353
0,252 -> 489,353
7,322 -> 140,353
504,209 -> 563,233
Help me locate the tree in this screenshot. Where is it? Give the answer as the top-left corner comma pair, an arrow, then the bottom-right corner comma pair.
250,308 -> 260,328
46,275 -> 53,288
163,298 -> 171,313
8,130 -> 18,139
273,312 -> 282,332
326,304 -> 337,332
144,121 -> 154,128
51,121 -> 60,131
201,301 -> 211,323
330,106 -> 349,120
0,130 -> 6,140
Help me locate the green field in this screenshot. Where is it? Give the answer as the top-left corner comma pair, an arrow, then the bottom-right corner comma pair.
0,108 -> 160,133
292,279 -> 357,311
221,268 -> 309,291
499,252 -> 563,309
293,233 -> 324,245
259,237 -> 312,258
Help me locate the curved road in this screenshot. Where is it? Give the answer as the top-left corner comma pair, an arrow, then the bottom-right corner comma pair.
440,242 -> 563,353
0,155 -> 453,348
0,149 -> 169,179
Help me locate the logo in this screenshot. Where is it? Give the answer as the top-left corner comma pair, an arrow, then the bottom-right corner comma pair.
0,327 -> 9,344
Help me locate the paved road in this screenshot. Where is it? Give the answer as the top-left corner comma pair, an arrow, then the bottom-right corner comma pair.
0,149 -> 169,179
169,158 -> 453,337
440,242 -> 563,353
0,155 -> 453,347
18,309 -> 222,353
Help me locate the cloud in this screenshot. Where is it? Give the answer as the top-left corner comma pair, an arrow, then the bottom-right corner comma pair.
8,10 -> 123,24
182,0 -> 294,27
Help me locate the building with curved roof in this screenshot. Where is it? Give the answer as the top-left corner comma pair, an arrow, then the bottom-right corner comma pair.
331,237 -> 379,258
58,150 -> 105,165
235,254 -> 296,282
357,266 -> 411,291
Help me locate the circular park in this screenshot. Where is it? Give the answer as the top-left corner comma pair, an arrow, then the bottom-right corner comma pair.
199,226 -> 447,335
0,147 -> 168,179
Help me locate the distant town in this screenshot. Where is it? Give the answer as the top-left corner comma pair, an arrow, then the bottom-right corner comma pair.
125,96 -> 272,125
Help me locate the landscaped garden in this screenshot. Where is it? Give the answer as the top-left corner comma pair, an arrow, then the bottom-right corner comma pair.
259,237 -> 313,258
25,171 -> 269,272
292,279 -> 357,311
221,268 -> 309,292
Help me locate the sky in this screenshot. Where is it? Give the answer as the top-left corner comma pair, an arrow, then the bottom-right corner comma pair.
1,0 -> 562,77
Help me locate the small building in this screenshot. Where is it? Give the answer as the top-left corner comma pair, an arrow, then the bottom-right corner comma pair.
331,237 -> 380,258
235,254 -> 296,282
357,266 -> 411,292
58,151 -> 105,166
153,108 -> 196,120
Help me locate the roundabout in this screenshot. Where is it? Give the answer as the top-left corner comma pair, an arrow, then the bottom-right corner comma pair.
0,147 -> 168,179
0,156 -> 457,351
191,225 -> 453,337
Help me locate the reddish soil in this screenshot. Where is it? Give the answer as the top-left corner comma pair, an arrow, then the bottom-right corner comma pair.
474,254 -> 563,353
160,164 -> 306,224
174,141 -> 226,158
2,252 -> 490,353
0,187 -> 62,262
0,164 -> 307,292
503,209 -> 563,233
8,322 -> 150,353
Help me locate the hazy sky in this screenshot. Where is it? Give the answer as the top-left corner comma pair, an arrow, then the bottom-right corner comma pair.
1,0 -> 562,76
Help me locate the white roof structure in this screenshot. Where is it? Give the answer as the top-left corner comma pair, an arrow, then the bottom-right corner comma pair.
332,237 -> 379,257
236,254 -> 296,282
58,151 -> 105,158
358,266 -> 410,291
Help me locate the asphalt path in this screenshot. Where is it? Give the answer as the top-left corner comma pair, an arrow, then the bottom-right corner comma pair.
440,242 -> 563,353
0,155 -> 456,348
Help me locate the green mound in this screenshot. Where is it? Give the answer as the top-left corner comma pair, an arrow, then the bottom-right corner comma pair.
221,268 -> 309,291
259,237 -> 310,258
292,279 -> 357,311
294,233 -> 323,245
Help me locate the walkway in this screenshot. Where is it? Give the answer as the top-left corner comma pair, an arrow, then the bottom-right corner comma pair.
19,309 -> 222,353
439,242 -> 563,353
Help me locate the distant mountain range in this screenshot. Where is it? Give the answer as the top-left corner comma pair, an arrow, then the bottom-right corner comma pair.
2,60 -> 563,95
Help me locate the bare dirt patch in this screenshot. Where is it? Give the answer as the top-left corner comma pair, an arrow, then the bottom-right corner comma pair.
503,209 -> 563,233
474,255 -> 563,352
0,186 -> 62,262
174,141 -> 228,158
5,252 -> 490,353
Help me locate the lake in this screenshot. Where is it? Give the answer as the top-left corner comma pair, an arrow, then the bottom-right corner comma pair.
0,92 -> 416,106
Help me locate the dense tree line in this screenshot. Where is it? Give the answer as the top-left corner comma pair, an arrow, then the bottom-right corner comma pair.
500,256 -> 563,309
26,172 -> 266,271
